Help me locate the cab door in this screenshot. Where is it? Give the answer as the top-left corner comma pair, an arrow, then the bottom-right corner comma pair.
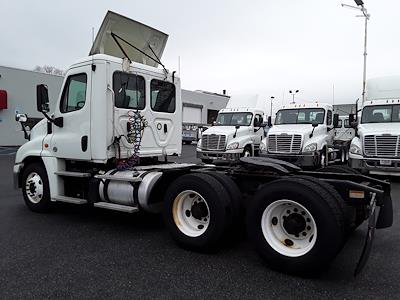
252,114 -> 264,146
50,66 -> 91,160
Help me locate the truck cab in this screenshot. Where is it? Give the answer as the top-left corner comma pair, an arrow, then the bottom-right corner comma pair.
349,98 -> 400,175
263,103 -> 342,167
348,76 -> 400,176
196,107 -> 265,163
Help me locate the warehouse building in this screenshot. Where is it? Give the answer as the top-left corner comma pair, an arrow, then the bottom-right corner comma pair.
0,65 -> 229,146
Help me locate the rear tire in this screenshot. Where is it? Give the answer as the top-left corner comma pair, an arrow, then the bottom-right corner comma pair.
21,162 -> 52,213
317,165 -> 365,229
246,177 -> 345,275
163,173 -> 232,252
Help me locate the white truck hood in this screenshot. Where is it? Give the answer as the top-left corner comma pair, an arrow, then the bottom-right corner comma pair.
203,126 -> 248,136
90,11 -> 168,68
359,123 -> 400,136
268,124 -> 314,136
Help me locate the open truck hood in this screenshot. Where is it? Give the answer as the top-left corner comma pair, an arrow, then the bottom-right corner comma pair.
90,11 -> 168,68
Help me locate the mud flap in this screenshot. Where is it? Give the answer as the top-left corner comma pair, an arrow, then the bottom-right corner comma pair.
354,194 -> 377,276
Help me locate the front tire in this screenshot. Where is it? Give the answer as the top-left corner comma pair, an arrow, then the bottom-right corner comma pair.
246,177 -> 345,275
242,146 -> 252,157
21,162 -> 52,213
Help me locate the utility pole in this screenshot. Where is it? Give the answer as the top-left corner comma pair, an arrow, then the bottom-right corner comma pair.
270,96 -> 275,116
289,90 -> 299,104
341,0 -> 370,104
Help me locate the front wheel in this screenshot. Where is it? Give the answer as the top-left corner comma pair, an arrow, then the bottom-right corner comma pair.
242,146 -> 252,157
21,162 -> 52,213
246,177 -> 345,275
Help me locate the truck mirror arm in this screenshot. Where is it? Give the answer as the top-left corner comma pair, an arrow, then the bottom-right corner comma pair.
39,110 -> 63,128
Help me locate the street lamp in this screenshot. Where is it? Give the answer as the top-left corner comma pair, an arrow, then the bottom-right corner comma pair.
341,0 -> 370,104
289,90 -> 299,104
270,96 -> 275,117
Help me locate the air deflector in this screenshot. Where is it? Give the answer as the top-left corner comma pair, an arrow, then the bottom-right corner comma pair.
90,11 -> 168,68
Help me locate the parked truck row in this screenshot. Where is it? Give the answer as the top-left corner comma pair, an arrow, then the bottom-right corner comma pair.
13,11 -> 393,276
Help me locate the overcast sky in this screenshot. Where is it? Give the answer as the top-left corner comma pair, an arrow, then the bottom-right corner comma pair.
1,0 -> 399,106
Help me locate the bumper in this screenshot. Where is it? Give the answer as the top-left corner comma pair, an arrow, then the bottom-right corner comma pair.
197,149 -> 242,161
349,154 -> 400,176
13,163 -> 23,189
262,152 -> 317,167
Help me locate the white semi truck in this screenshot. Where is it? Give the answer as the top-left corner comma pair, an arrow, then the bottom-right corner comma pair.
13,11 -> 392,276
263,103 -> 348,168
196,105 -> 265,163
349,76 -> 400,176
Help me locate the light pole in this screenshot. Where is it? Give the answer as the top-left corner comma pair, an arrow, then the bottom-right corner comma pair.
270,96 -> 275,117
341,0 -> 370,104
289,90 -> 299,104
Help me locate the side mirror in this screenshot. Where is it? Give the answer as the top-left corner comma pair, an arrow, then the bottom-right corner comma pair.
15,113 -> 28,123
349,113 -> 358,128
267,116 -> 272,127
333,113 -> 339,128
235,124 -> 240,129
349,113 -> 356,124
36,84 -> 49,113
312,121 -> 319,128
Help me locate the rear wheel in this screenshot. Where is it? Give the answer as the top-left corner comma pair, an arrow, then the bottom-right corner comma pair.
163,173 -> 232,252
246,177 -> 345,275
21,162 -> 52,213
317,165 -> 365,229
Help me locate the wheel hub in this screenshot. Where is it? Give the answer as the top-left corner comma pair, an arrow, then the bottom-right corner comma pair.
283,213 -> 306,236
191,201 -> 208,220
25,172 -> 44,204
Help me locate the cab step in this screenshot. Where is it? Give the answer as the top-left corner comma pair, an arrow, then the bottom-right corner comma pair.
55,171 -> 91,178
52,195 -> 88,204
93,202 -> 139,213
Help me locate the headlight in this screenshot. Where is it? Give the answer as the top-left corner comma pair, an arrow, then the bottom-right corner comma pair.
303,143 -> 317,153
227,142 -> 239,150
197,139 -> 202,148
350,144 -> 362,155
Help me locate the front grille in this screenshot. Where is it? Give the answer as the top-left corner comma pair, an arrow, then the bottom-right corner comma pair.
268,134 -> 302,154
364,135 -> 400,157
202,134 -> 226,150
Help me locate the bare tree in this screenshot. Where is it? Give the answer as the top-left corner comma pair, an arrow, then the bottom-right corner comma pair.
33,65 -> 65,76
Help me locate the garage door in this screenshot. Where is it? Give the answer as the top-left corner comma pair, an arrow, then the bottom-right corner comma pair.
183,106 -> 202,124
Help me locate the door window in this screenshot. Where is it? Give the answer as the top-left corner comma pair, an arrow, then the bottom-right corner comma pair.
151,79 -> 176,113
113,72 -> 145,109
254,114 -> 263,126
60,73 -> 87,113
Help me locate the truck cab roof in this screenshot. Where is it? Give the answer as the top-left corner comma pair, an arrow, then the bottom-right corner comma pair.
280,102 -> 333,111
219,107 -> 264,115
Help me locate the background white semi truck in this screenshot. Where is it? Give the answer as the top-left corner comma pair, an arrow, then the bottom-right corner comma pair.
349,76 -> 400,175
12,11 -> 392,276
262,103 -> 348,168
196,96 -> 265,163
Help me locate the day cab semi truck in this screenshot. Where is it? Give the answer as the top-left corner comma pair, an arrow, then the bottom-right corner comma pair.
196,96 -> 265,163
349,76 -> 400,176
13,11 -> 393,276
262,102 -> 349,168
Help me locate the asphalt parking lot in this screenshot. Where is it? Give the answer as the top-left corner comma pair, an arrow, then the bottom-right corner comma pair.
1,144 -> 399,299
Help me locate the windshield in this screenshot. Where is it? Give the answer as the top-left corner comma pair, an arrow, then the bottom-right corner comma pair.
216,112 -> 253,126
275,108 -> 325,125
361,105 -> 400,123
